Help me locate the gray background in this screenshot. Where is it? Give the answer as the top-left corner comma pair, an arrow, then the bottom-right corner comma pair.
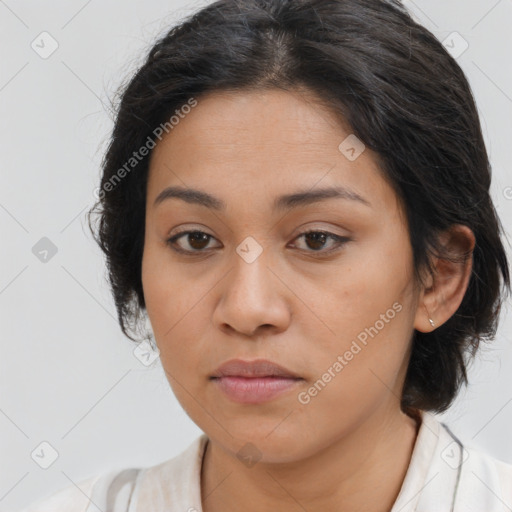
1,0 -> 511,509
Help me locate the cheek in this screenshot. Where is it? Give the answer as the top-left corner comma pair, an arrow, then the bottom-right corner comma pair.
141,246 -> 197,357
298,305 -> 413,435
309,258 -> 408,343
142,236 -> 196,318
306,233 -> 415,383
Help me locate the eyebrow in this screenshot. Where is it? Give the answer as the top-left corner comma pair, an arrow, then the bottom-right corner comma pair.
153,185 -> 371,211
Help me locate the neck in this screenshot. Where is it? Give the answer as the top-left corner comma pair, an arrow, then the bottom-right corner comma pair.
201,407 -> 421,512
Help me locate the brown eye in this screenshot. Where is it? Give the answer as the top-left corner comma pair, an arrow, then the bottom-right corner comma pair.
303,231 -> 328,250
166,230 -> 218,253
292,230 -> 350,254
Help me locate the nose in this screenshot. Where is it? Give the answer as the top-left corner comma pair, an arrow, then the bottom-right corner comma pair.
211,246 -> 292,338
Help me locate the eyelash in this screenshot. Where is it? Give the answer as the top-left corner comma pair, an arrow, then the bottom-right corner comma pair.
165,229 -> 350,257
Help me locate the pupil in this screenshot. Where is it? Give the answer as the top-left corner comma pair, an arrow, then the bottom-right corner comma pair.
189,232 -> 209,249
306,232 -> 326,250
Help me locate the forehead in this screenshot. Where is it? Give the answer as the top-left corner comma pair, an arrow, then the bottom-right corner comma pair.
152,88 -> 350,160
147,88 -> 401,217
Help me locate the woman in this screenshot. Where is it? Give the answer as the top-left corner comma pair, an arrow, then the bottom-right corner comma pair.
21,0 -> 512,510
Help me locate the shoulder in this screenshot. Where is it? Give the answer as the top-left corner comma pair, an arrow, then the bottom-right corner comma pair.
17,468 -> 141,512
494,456 -> 512,502
440,421 -> 512,510
399,410 -> 512,512
18,434 -> 208,512
131,434 -> 208,508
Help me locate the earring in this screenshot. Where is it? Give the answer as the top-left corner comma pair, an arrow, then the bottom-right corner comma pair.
424,304 -> 435,329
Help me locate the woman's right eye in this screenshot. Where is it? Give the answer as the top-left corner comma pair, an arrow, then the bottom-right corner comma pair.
166,230 -> 220,254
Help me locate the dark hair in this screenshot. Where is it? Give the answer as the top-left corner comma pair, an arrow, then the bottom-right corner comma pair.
87,0 -> 510,414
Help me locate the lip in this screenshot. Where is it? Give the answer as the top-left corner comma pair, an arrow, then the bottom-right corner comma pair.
211,358 -> 301,379
210,359 -> 303,404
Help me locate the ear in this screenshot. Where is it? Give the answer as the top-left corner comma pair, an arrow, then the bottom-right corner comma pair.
414,224 -> 475,333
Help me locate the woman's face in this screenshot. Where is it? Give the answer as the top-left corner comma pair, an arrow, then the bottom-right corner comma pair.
142,88 -> 423,462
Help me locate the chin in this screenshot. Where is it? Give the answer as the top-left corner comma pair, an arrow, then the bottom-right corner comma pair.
209,420 -> 315,464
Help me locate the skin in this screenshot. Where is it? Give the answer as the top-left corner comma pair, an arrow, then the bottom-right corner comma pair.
141,88 -> 475,512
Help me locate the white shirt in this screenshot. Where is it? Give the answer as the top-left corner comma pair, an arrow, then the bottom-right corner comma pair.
19,409 -> 512,512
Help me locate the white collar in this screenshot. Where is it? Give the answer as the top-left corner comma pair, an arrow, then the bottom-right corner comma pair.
130,410 -> 511,512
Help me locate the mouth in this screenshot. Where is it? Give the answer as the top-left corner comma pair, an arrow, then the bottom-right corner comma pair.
210,358 -> 302,379
210,359 -> 304,404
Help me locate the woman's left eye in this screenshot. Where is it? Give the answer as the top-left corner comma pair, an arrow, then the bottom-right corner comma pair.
166,229 -> 349,255
291,230 -> 350,254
